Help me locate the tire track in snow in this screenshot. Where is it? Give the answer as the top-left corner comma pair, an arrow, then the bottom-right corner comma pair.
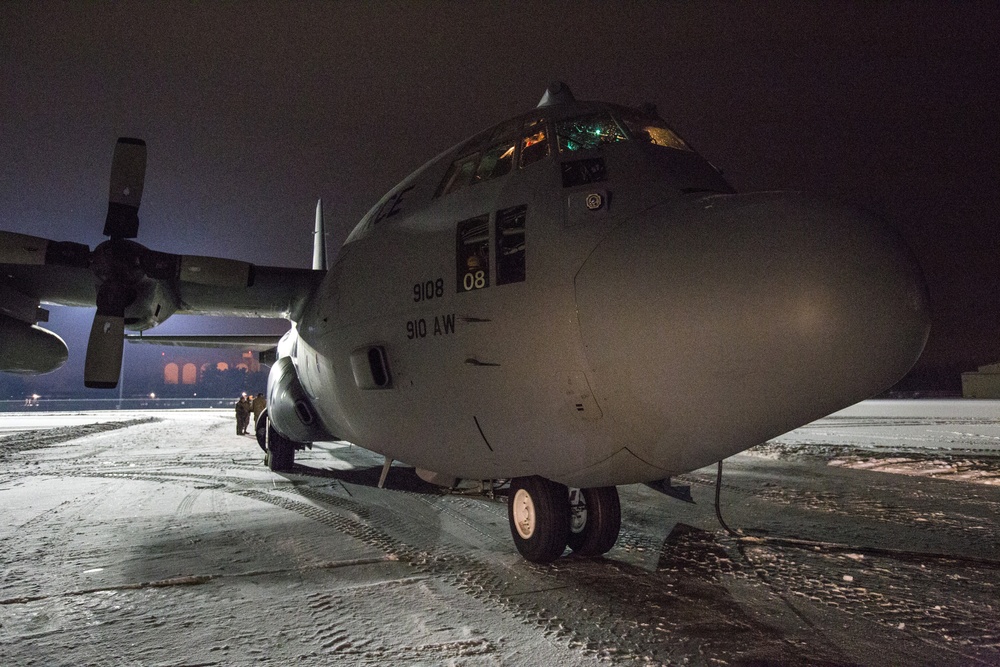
14,454 -> 1000,664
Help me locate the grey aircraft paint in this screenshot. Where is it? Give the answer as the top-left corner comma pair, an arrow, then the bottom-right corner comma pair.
0,83 -> 930,561
287,84 -> 929,488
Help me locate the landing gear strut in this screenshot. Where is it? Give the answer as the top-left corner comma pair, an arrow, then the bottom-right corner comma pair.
507,476 -> 621,563
254,411 -> 268,452
260,410 -> 294,472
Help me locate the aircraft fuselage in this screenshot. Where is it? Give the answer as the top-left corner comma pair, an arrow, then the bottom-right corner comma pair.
278,97 -> 930,489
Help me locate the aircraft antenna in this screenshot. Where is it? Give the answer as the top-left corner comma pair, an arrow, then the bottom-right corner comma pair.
312,198 -> 327,271
537,81 -> 575,108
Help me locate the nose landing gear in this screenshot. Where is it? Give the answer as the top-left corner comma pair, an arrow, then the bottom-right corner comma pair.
257,410 -> 295,472
567,486 -> 621,557
509,476 -> 571,563
507,476 -> 621,563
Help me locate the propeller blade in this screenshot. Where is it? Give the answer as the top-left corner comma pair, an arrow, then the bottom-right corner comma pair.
103,138 -> 147,240
84,313 -> 125,388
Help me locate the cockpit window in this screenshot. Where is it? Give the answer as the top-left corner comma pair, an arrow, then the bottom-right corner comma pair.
617,111 -> 691,151
476,142 -> 515,182
519,119 -> 549,168
437,153 -> 479,197
556,114 -> 628,152
437,140 -> 516,197
436,118 -> 553,198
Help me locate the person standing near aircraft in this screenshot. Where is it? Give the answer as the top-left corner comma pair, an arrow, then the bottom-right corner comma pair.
251,392 -> 266,429
235,395 -> 250,435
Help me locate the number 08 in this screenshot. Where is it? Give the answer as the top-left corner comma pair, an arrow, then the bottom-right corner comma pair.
463,270 -> 486,291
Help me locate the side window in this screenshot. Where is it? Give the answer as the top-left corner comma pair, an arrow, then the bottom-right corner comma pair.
476,142 -> 515,182
519,119 -> 549,169
618,111 -> 691,151
556,114 -> 628,152
456,215 -> 490,293
437,154 -> 480,197
496,205 -> 526,285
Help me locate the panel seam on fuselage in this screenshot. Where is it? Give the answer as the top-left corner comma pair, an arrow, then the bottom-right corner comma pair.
473,416 -> 494,452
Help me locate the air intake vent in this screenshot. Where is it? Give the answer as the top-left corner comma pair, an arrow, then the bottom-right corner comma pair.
294,400 -> 314,425
351,345 -> 392,389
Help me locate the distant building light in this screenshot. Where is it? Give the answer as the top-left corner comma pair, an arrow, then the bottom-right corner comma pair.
164,362 -> 179,384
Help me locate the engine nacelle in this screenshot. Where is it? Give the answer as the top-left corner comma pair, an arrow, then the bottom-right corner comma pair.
0,315 -> 69,374
266,356 -> 336,444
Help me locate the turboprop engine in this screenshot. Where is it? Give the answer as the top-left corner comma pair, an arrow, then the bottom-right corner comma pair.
0,314 -> 68,374
0,281 -> 68,374
265,356 -> 335,444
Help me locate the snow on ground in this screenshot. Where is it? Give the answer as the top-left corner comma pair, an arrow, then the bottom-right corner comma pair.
0,410 -> 165,435
759,399 -> 1000,485
1,401 -> 999,665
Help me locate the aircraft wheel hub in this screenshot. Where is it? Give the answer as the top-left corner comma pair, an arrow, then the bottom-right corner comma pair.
569,488 -> 588,534
512,488 -> 537,539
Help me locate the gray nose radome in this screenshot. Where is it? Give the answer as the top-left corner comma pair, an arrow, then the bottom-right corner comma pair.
574,192 -> 930,475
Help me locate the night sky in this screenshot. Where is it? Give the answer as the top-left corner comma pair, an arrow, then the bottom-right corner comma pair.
1,1 -> 998,393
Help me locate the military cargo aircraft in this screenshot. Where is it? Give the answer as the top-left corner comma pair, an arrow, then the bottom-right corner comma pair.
0,83 -> 930,562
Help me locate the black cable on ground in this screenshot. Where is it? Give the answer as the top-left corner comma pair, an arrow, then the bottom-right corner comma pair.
714,460 -> 741,537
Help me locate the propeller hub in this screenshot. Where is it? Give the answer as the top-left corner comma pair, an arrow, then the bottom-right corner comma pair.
91,239 -> 145,285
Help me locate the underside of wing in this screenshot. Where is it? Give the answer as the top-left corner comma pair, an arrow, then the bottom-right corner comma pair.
125,334 -> 284,350
176,265 -> 323,319
0,256 -> 97,308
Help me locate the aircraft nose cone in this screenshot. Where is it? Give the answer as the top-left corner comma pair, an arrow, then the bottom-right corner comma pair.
575,192 -> 930,473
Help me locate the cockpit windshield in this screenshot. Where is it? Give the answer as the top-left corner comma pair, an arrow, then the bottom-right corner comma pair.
616,110 -> 691,151
436,117 -> 548,197
555,114 -> 628,152
434,105 -> 696,200
519,119 -> 549,168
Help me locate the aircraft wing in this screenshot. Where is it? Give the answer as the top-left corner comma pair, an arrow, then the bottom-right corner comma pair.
0,137 -> 329,387
125,334 -> 284,350
0,229 -> 323,384
0,249 -> 323,320
175,264 -> 322,319
0,252 -> 97,308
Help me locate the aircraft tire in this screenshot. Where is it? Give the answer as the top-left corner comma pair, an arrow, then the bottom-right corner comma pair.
567,486 -> 621,557
266,423 -> 295,472
507,476 -> 570,563
255,410 -> 268,452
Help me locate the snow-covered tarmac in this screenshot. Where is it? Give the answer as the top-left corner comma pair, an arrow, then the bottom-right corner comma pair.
1,400 -> 998,665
